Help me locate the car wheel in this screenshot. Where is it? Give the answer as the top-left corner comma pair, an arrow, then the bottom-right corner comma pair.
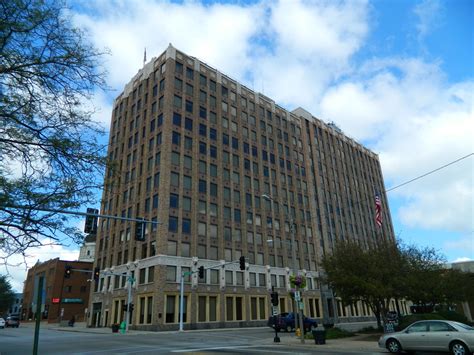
450,341 -> 469,355
386,338 -> 402,353
285,324 -> 292,332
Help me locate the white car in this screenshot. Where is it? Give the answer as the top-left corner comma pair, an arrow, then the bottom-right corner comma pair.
0,317 -> 5,328
378,320 -> 474,354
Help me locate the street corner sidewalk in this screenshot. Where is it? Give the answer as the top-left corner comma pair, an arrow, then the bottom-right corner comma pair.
268,334 -> 381,353
49,323 -> 156,336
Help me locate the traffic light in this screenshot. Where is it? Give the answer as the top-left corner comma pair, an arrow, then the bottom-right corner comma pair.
135,218 -> 145,241
239,256 -> 246,270
198,266 -> 204,278
128,303 -> 134,312
93,267 -> 100,282
84,208 -> 99,234
271,292 -> 279,306
64,265 -> 72,279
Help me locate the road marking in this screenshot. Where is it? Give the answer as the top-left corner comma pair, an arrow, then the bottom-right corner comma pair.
172,345 -> 264,353
72,345 -> 157,354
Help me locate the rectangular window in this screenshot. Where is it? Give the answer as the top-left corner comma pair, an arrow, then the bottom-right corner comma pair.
166,266 -> 176,282
168,216 -> 178,232
185,100 -> 193,113
184,118 -> 193,131
165,295 -> 176,323
173,95 -> 182,108
170,194 -> 179,208
173,112 -> 182,126
172,131 -> 181,145
182,218 -> 191,234
225,271 -> 233,285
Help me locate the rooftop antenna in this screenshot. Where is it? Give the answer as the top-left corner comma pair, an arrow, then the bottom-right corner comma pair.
143,47 -> 147,66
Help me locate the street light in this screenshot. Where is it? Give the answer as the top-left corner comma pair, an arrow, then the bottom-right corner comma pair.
262,194 -> 305,344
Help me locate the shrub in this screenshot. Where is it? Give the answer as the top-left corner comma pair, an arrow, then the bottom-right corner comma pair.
398,313 -> 445,330
435,310 -> 468,324
304,327 -> 354,340
357,326 -> 380,334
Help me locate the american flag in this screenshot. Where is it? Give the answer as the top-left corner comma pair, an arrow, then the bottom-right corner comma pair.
375,194 -> 382,227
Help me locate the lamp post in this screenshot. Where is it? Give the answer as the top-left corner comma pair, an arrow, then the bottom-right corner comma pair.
262,194 -> 305,344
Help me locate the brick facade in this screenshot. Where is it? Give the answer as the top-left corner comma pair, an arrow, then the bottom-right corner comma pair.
89,45 -> 394,330
22,258 -> 92,323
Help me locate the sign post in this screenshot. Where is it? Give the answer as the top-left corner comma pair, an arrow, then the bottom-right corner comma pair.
33,276 -> 44,355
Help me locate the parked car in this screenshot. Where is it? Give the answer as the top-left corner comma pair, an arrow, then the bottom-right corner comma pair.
0,317 -> 5,328
378,320 -> 474,354
5,316 -> 20,328
268,312 -> 317,333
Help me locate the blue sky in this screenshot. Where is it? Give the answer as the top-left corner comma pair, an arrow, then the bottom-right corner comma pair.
4,0 -> 473,291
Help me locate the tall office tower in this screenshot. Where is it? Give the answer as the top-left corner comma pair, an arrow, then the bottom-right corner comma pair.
89,45 -> 394,330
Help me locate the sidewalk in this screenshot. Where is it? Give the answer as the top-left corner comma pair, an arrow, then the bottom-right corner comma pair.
270,333 -> 381,353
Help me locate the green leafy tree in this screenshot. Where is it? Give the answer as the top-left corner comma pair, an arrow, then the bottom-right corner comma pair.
402,244 -> 474,309
323,239 -> 472,328
322,239 -> 404,329
0,275 -> 15,315
0,0 -> 108,259
439,269 -> 474,307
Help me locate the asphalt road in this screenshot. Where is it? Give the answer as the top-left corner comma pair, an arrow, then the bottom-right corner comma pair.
0,323 -> 386,355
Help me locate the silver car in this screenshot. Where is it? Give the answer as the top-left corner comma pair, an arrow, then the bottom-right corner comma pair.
378,320 -> 474,354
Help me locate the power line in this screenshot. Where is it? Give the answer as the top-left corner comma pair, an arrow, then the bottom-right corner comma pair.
385,153 -> 473,193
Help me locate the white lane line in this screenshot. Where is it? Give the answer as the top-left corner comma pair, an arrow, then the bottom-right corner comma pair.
171,345 -> 264,353
72,345 -> 157,354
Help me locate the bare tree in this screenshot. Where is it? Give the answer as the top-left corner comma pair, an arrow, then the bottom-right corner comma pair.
0,0 -> 108,260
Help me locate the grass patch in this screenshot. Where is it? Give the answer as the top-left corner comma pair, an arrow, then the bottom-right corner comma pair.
304,327 -> 354,340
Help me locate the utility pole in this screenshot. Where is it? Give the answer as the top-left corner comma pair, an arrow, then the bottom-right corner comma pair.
33,275 -> 44,355
263,194 -> 304,343
125,273 -> 134,332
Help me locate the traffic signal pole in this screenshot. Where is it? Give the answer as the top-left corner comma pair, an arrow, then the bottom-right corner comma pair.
126,273 -> 133,333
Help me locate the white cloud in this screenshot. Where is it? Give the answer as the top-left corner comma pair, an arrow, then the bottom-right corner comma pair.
452,257 -> 473,263
444,235 -> 474,255
73,0 -> 264,91
319,58 -> 473,233
253,0 -> 369,108
69,1 -> 471,253
414,0 -> 442,39
1,244 -> 80,292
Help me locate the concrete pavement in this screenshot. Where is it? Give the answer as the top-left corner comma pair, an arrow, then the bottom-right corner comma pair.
19,321 -> 383,353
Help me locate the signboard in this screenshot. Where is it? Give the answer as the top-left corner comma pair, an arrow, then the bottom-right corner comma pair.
384,323 -> 395,333
294,291 -> 301,301
62,298 -> 84,304
52,298 -> 60,304
272,306 -> 279,316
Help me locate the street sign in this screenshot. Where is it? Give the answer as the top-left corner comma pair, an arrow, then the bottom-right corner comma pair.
294,291 -> 301,301
272,306 -> 279,316
298,301 -> 304,310
60,308 -> 64,317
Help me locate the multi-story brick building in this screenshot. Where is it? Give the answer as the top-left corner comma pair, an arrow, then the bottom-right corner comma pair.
89,45 -> 394,330
22,258 -> 92,323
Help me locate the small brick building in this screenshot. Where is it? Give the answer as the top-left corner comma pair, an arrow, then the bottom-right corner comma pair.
22,258 -> 92,323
